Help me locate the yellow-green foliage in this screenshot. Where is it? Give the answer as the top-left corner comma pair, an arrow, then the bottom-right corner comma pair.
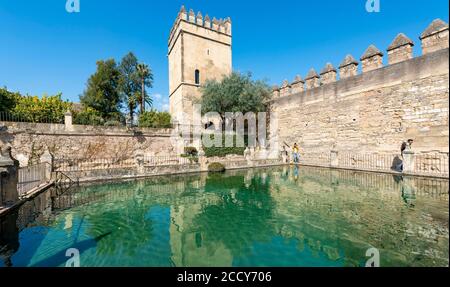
12,93 -> 71,123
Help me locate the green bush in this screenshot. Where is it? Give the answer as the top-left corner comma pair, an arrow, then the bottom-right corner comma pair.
73,107 -> 104,126
184,147 -> 198,156
104,120 -> 122,127
181,154 -> 199,164
138,110 -> 172,128
202,134 -> 247,158
208,162 -> 225,173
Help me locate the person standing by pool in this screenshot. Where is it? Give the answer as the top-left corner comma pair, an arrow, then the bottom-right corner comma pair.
399,139 -> 414,171
293,143 -> 300,164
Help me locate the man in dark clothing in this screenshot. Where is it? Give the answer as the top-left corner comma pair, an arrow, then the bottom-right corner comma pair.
401,139 -> 414,157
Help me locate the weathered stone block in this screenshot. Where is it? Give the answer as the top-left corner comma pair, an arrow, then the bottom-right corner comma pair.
361,45 -> 384,72
420,19 -> 449,55
387,33 -> 414,65
305,68 -> 320,89
339,54 -> 359,79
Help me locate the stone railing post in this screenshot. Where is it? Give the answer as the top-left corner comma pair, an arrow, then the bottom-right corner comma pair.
244,147 -> 254,166
199,156 -> 208,172
39,148 -> 54,181
0,146 -> 20,207
135,150 -> 145,175
400,177 -> 416,207
330,150 -> 339,168
402,150 -> 415,173
281,151 -> 288,164
64,110 -> 74,132
198,149 -> 208,172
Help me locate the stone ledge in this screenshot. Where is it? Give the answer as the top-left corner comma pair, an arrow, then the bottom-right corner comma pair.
0,121 -> 174,137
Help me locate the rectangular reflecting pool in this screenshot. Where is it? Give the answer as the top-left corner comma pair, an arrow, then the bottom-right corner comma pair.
0,166 -> 448,267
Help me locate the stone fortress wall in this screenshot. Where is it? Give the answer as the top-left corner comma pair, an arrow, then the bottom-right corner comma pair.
270,19 -> 449,155
0,122 -> 175,167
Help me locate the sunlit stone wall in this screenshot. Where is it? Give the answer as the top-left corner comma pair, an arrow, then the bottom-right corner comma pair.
271,20 -> 449,155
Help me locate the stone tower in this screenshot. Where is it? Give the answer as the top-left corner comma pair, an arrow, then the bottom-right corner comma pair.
168,6 -> 232,124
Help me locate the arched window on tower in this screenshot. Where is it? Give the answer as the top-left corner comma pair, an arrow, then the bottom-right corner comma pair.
195,69 -> 200,85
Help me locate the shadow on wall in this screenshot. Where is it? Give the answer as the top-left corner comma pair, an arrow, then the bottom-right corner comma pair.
391,156 -> 403,172
0,125 -> 14,149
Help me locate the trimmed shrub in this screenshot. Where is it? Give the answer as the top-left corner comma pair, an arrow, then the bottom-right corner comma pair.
208,162 -> 226,173
202,134 -> 247,158
181,154 -> 199,164
184,146 -> 198,156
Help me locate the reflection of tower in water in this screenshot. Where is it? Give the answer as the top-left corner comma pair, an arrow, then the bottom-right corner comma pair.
0,212 -> 19,267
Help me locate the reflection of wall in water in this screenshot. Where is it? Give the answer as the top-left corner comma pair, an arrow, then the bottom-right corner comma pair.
266,166 -> 448,266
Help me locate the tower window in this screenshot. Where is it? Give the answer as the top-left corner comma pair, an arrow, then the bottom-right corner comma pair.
195,69 -> 200,85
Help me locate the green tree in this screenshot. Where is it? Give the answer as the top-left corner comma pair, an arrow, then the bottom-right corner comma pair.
200,72 -> 272,122
136,63 -> 154,114
72,107 -> 104,126
0,87 -> 19,113
80,59 -> 122,119
118,52 -> 140,123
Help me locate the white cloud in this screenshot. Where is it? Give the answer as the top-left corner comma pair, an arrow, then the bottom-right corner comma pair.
152,93 -> 162,100
161,104 -> 169,111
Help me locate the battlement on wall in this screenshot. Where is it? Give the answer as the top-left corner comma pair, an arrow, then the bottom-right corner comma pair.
168,5 -> 232,45
272,18 -> 449,99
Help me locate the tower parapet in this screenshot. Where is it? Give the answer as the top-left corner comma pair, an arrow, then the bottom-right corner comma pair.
196,11 -> 203,26
305,69 -> 320,89
204,14 -> 211,28
360,45 -> 384,72
188,9 -> 195,22
339,55 -> 359,79
168,6 -> 232,49
420,19 -> 449,54
291,75 -> 305,94
320,63 -> 337,84
387,33 -> 414,64
280,80 -> 291,97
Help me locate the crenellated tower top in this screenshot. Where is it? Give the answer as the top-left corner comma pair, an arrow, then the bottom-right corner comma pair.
168,6 -> 232,47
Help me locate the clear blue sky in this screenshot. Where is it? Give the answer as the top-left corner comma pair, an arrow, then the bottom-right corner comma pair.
1,0 -> 448,111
